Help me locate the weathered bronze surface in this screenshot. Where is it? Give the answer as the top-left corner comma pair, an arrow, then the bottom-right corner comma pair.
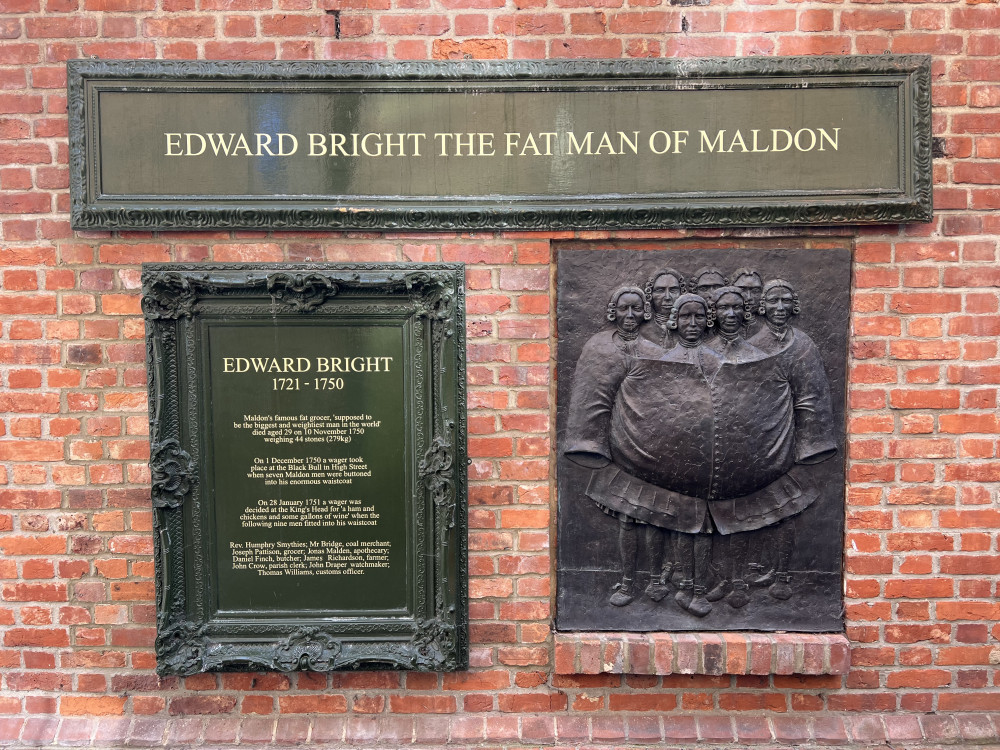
144,264 -> 467,673
69,57 -> 931,230
556,249 -> 848,632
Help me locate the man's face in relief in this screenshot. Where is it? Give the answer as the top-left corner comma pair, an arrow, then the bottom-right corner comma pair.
677,300 -> 708,344
615,292 -> 644,334
650,274 -> 681,317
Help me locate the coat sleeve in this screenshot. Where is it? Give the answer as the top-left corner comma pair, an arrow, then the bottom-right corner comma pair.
786,331 -> 838,465
563,334 -> 629,467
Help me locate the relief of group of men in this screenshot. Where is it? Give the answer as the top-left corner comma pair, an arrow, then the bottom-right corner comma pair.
564,267 -> 838,617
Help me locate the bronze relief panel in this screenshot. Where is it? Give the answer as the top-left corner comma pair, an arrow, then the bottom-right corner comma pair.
556,248 -> 849,632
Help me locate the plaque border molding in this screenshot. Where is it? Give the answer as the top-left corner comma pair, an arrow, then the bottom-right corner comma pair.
69,56 -> 932,231
143,263 -> 468,675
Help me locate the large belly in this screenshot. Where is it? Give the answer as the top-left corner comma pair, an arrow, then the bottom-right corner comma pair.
609,357 -> 795,500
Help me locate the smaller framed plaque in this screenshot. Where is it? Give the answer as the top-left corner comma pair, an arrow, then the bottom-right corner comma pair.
144,264 -> 467,674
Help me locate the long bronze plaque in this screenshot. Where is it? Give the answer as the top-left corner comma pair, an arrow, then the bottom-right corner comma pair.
144,264 -> 467,674
70,57 -> 931,231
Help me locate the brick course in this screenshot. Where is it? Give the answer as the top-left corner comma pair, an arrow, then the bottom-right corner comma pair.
2,0 -> 1000,747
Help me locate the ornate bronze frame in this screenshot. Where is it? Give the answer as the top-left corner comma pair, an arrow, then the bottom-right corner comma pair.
70,57 -> 932,230
144,264 -> 467,674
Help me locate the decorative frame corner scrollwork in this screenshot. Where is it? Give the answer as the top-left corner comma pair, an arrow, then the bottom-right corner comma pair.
155,621 -> 210,677
407,617 -> 460,672
141,271 -> 202,320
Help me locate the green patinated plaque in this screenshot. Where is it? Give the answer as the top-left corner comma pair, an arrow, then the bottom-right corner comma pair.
144,264 -> 467,674
69,57 -> 932,231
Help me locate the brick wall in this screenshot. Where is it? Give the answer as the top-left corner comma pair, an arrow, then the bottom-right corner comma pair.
2,0 -> 1000,747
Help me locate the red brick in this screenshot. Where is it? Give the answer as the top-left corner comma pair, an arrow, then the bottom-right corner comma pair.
499,509 -> 548,528
944,267 -> 1000,287
0,535 -> 66,556
204,41 -> 276,59
948,365 -> 1000,384
725,10 -> 795,32
144,16 -> 216,36
432,39 -> 507,59
60,696 -> 125,716
379,14 -> 450,35
938,693 -> 1000,712
884,578 -> 954,599
389,695 -> 456,713
889,389 -> 960,409
940,414 -> 999,433
950,316 -> 1000,337
169,696 -> 238,715
841,10 -> 905,30
25,18 -> 98,38
889,438 -> 956,459
938,602 -> 1000,621
941,555 -> 1000,575
498,692 -> 567,712
890,293 -> 962,314
4,627 -> 69,647
888,487 -> 955,505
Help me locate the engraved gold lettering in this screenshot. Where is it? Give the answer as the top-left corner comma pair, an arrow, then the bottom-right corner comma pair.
308,133 -> 327,156
360,132 -> 382,157
207,133 -> 236,155
594,131 -> 616,155
226,356 -> 394,374
728,130 -> 748,153
185,133 -> 207,156
538,132 -> 557,155
231,133 -> 253,156
276,133 -> 298,156
649,130 -> 672,155
817,127 -> 839,151
520,132 -> 541,156
772,129 -> 793,152
618,131 -> 640,155
454,132 -> 475,156
567,131 -> 593,155
164,133 -> 182,156
505,132 -> 520,156
384,133 -> 404,156
699,130 -> 726,154
794,128 -> 817,152
331,132 -> 349,156
434,132 -> 452,156
256,133 -> 275,156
